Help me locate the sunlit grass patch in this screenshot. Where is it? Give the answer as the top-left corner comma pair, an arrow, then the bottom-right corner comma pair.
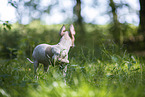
0,42 -> 145,97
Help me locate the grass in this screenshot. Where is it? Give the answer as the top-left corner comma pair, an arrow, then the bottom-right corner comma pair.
0,22 -> 144,97
0,45 -> 145,97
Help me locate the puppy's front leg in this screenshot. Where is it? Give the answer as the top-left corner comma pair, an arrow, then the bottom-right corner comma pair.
52,54 -> 59,66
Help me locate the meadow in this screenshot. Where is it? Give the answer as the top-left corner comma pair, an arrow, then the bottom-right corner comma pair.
0,21 -> 145,97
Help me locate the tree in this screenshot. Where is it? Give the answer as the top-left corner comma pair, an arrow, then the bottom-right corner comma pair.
109,0 -> 122,44
73,0 -> 85,35
139,0 -> 145,34
108,0 -> 130,44
74,0 -> 83,25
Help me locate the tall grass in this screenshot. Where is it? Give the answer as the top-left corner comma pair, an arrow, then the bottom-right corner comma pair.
0,22 -> 144,97
0,45 -> 144,97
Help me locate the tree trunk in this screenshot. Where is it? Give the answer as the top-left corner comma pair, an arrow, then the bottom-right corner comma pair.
74,0 -> 85,35
74,0 -> 83,24
139,0 -> 145,34
109,0 -> 119,24
109,0 -> 122,44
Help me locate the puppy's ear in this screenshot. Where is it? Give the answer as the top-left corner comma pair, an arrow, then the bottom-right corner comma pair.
59,25 -> 66,36
70,24 -> 75,35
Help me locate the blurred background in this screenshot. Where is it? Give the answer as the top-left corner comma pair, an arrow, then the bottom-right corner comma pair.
0,0 -> 145,59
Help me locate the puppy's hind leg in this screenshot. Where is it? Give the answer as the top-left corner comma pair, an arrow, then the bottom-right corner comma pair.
34,60 -> 39,74
44,64 -> 49,72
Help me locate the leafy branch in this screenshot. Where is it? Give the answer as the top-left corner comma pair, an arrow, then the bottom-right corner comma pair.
0,20 -> 12,30
0,0 -> 18,30
8,0 -> 17,8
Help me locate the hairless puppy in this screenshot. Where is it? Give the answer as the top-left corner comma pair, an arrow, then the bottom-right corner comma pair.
27,24 -> 76,74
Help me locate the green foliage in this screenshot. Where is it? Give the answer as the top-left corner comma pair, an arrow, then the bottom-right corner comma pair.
0,21 -> 61,58
8,0 -> 17,8
0,20 -> 12,30
0,22 -> 144,97
109,22 -> 138,44
0,48 -> 145,97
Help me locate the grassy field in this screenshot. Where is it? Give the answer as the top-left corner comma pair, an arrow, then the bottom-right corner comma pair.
0,47 -> 145,97
0,22 -> 145,97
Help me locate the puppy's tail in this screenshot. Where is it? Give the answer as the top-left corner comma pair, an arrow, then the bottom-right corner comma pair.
27,58 -> 34,63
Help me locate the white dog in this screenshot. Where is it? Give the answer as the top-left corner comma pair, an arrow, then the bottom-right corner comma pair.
27,24 -> 76,74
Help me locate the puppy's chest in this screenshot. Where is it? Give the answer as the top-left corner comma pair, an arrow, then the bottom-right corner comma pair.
59,49 -> 68,58
55,46 -> 68,58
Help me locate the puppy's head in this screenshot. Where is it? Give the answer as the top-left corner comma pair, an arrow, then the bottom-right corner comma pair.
59,24 -> 76,47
